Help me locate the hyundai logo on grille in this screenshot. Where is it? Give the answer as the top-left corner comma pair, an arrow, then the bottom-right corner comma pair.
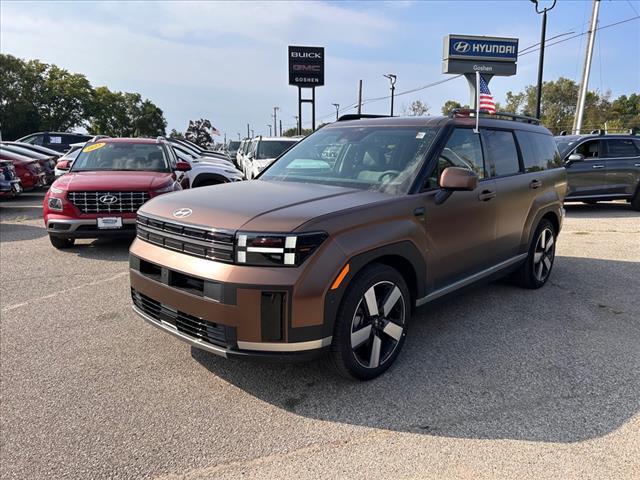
453,41 -> 471,53
173,208 -> 192,218
99,194 -> 118,205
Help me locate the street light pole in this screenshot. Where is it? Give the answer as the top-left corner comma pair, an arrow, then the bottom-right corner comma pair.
383,74 -> 397,116
332,103 -> 340,121
267,124 -> 272,136
531,0 -> 557,120
272,107 -> 279,138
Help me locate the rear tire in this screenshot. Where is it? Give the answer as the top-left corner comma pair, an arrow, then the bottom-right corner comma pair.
631,190 -> 640,211
49,235 -> 74,249
329,263 -> 409,380
512,219 -> 556,289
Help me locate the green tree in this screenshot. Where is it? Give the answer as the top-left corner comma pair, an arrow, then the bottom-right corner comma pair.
282,126 -> 312,137
185,118 -> 213,147
88,87 -> 166,137
0,54 -> 92,138
441,100 -> 464,115
606,94 -> 640,132
169,128 -> 185,139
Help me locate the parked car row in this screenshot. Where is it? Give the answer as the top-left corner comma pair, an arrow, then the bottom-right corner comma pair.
236,136 -> 300,179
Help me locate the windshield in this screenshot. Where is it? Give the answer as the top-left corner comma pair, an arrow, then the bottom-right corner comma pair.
555,137 -> 581,156
257,140 -> 297,160
71,143 -> 170,172
261,126 -> 438,194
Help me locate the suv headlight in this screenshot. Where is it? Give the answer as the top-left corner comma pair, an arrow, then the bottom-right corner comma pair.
236,232 -> 328,267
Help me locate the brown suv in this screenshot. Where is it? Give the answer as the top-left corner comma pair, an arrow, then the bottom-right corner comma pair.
129,112 -> 567,379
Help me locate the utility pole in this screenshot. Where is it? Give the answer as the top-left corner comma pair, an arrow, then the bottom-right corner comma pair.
247,123 -> 250,138
250,129 -> 254,138
530,0 -> 557,120
294,116 -> 299,134
267,124 -> 272,136
383,74 -> 397,116
574,0 -> 600,134
332,103 -> 340,121
272,107 -> 279,138
357,80 -> 363,114
237,133 -> 241,140
279,119 -> 282,136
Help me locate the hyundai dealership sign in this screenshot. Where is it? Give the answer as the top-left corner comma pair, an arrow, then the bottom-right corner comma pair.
443,34 -> 518,76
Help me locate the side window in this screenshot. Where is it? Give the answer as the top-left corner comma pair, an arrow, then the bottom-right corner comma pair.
427,128 -> 484,189
482,129 -> 520,177
515,130 -> 562,172
575,140 -> 599,158
604,139 -> 639,158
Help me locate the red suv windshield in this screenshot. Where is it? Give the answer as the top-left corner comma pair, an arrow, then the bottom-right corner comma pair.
72,143 -> 170,172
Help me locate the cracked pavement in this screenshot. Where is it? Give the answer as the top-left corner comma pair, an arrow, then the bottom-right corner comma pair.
1,193 -> 639,479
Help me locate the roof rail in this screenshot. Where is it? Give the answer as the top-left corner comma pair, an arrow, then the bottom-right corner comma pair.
589,129 -> 605,135
337,114 -> 391,122
559,131 -> 568,136
449,108 -> 541,125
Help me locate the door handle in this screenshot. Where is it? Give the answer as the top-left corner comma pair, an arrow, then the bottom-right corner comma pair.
529,179 -> 542,189
592,164 -> 605,169
634,163 -> 640,167
478,189 -> 496,201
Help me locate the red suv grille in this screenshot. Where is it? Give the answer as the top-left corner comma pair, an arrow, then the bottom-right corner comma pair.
68,191 -> 149,214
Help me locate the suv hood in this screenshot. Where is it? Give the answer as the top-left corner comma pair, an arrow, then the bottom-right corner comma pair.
140,180 -> 389,232
54,171 -> 173,191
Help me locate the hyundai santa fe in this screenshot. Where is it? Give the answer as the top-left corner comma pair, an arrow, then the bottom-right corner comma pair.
129,112 -> 567,380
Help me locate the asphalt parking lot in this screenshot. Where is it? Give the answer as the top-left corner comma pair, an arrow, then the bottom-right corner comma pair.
1,191 -> 639,480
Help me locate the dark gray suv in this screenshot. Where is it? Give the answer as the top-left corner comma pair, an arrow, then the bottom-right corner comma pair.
555,132 -> 640,210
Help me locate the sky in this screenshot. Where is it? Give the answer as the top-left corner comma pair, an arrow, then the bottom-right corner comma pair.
1,0 -> 639,139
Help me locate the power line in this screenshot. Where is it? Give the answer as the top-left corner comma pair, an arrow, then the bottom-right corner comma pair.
305,14 -> 640,126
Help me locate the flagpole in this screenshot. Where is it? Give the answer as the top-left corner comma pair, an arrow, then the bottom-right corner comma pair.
475,71 -> 480,134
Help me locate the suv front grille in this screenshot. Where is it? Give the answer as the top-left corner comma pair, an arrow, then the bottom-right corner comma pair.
136,214 -> 235,263
68,191 -> 149,213
131,288 -> 227,347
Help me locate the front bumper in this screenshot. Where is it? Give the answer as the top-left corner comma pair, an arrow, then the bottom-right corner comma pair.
129,238 -> 343,359
47,217 -> 137,238
132,303 -> 329,362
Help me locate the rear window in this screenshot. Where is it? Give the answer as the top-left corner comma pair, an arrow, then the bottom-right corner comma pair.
257,141 -> 297,160
516,131 -> 562,172
604,139 -> 638,158
72,143 -> 170,172
482,129 -> 520,177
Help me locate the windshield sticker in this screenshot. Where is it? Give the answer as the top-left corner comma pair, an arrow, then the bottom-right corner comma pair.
83,142 -> 106,153
416,132 -> 426,139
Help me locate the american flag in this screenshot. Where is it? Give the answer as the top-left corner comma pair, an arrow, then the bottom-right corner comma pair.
479,76 -> 496,114
210,125 -> 221,137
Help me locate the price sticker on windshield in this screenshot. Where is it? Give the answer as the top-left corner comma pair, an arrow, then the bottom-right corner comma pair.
83,142 -> 106,153
416,132 -> 426,139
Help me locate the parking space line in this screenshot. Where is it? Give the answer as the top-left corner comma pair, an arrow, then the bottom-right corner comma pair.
1,272 -> 128,313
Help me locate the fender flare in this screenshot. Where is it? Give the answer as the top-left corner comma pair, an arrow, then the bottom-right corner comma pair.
191,173 -> 229,188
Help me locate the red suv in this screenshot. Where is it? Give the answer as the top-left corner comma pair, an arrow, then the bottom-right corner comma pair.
43,138 -> 191,249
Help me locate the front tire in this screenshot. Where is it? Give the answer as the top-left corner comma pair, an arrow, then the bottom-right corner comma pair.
49,235 -> 75,249
330,264 -> 409,380
512,219 -> 556,289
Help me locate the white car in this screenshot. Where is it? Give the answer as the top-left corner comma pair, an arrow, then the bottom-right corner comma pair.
53,143 -> 85,177
171,146 -> 243,186
243,137 -> 300,180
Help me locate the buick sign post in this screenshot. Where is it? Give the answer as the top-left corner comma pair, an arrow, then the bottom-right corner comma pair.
289,46 -> 325,134
443,34 -> 518,111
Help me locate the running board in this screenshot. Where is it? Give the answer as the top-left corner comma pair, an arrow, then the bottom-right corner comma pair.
416,253 -> 527,307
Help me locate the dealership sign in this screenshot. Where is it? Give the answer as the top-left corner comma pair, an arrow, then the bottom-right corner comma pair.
443,34 -> 518,76
288,46 -> 325,87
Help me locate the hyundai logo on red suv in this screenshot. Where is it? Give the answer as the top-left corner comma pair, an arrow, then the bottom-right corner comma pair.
99,194 -> 118,205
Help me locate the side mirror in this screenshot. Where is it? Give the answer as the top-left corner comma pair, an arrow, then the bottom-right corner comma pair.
434,167 -> 478,205
567,153 -> 584,163
175,161 -> 192,172
56,160 -> 70,170
440,167 -> 478,191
